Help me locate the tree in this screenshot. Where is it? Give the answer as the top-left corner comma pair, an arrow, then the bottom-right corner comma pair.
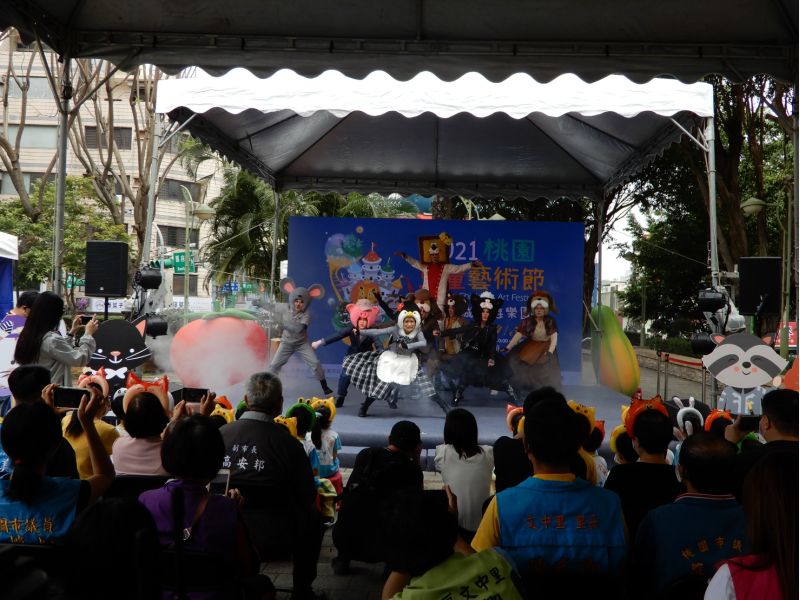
0,176 -> 128,306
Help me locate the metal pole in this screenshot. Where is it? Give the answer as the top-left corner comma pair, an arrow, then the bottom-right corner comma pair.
184,198 -> 192,313
701,368 -> 707,406
706,117 -> 720,289
656,351 -> 661,397
141,117 -> 162,265
596,195 -> 605,308
52,57 -> 72,295
640,278 -> 646,347
663,353 -> 670,399
269,189 -> 280,301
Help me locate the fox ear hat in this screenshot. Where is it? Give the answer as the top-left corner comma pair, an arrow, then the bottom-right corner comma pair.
624,395 -> 669,438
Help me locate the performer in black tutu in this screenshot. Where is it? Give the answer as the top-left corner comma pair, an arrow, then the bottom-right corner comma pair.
440,291 -> 520,406
342,304 -> 450,417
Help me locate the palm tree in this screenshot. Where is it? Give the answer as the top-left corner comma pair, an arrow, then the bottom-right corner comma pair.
203,169 -> 419,294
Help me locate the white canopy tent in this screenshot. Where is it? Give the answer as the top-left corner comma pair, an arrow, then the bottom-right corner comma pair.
155,69 -> 718,290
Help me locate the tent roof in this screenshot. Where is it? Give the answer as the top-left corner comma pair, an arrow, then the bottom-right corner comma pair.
4,0 -> 797,83
158,69 -> 713,199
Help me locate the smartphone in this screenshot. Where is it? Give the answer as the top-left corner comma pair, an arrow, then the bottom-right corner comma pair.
181,387 -> 209,403
53,386 -> 89,409
209,468 -> 230,496
79,315 -> 93,325
739,415 -> 761,432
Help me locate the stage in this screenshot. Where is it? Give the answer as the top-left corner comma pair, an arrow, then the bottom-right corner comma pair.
280,355 -> 628,470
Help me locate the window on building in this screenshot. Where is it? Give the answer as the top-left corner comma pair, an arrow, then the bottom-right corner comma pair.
159,178 -> 199,201
7,77 -> 53,99
161,225 -> 199,248
84,126 -> 132,150
173,274 -> 198,296
6,125 -> 58,149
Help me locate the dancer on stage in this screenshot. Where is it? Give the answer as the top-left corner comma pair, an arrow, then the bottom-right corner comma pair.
503,290 -> 562,394
394,232 -> 482,316
440,292 -> 519,406
440,293 -> 469,361
311,299 -> 382,408
342,304 -> 449,417
269,277 -> 334,396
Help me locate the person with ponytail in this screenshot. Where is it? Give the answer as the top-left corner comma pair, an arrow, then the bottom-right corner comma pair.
0,392 -> 114,543
13,291 -> 99,386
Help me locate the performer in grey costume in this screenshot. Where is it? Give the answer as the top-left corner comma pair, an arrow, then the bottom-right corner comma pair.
269,277 -> 334,396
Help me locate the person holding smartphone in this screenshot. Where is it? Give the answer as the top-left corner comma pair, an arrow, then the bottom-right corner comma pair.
14,291 -> 99,386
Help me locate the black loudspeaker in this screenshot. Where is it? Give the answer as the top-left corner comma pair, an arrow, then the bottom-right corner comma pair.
85,241 -> 129,297
738,256 -> 781,316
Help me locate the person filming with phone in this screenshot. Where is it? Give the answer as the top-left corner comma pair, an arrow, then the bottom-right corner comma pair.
13,291 -> 99,386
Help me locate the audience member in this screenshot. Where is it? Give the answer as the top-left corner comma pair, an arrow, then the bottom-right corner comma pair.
0,290 -> 39,417
583,421 -> 608,486
219,372 -> 324,600
492,406 -> 531,493
63,497 -> 162,600
0,365 -> 78,478
610,424 -> 638,465
13,291 -> 98,385
333,420 -> 424,575
633,432 -> 746,596
472,392 -> 626,596
0,395 -> 114,543
139,415 -> 273,599
111,391 -> 169,476
705,449 -> 798,600
62,384 -> 119,479
728,389 -> 798,500
381,488 -> 524,600
434,408 -> 494,541
604,406 -> 682,539
311,400 -> 343,495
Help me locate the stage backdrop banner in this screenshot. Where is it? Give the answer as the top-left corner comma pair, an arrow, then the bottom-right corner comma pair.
286,216 -> 585,385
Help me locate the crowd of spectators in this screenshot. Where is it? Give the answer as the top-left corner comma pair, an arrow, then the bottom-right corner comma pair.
0,355 -> 796,600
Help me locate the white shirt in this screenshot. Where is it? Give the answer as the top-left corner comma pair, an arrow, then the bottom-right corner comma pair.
434,443 -> 494,532
705,564 -> 736,600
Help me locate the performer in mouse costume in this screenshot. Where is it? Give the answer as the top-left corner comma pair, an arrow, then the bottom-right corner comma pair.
395,232 -> 482,317
342,303 -> 449,417
270,277 -> 333,396
504,290 -> 562,393
440,291 -> 518,406
311,299 -> 382,408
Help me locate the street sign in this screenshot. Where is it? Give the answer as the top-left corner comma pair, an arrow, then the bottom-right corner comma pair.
173,251 -> 196,274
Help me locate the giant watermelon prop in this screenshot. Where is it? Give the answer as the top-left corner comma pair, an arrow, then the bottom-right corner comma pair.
170,310 -> 268,389
591,304 -> 640,396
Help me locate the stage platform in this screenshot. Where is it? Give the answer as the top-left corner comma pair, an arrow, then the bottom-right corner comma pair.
280,377 -> 628,470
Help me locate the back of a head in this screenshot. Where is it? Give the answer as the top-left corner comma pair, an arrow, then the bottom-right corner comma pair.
245,372 -> 283,416
443,408 -> 480,458
161,415 -> 225,482
524,396 -> 581,467
8,365 -> 51,404
287,404 -> 314,437
14,291 -> 64,365
16,290 -> 39,310
523,386 -> 562,415
762,389 -> 799,439
632,409 -> 673,455
389,420 -> 422,454
679,432 -> 736,494
383,489 -> 457,576
124,392 -> 169,438
615,432 -> 639,464
1,402 -> 62,503
742,450 -> 798,600
65,498 -> 161,600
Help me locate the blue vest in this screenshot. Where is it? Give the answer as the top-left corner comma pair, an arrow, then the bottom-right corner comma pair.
496,477 -> 626,574
0,476 -> 81,544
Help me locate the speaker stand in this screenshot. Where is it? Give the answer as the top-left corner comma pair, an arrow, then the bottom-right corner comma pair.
104,297 -> 110,321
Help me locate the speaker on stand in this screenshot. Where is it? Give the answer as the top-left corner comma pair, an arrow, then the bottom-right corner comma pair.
85,241 -> 130,320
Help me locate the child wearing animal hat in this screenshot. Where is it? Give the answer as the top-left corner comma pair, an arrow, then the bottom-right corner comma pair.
311,299 -> 382,407
270,277 -> 334,396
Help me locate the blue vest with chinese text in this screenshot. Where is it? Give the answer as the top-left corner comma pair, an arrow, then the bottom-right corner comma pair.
496,477 -> 626,574
0,476 -> 81,544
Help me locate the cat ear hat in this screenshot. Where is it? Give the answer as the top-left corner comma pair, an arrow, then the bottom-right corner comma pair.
624,394 -> 669,438
77,368 -> 110,399
446,293 -> 468,317
469,291 -> 504,324
123,372 -> 170,414
274,415 -> 298,438
281,277 -> 324,313
309,396 -> 336,424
